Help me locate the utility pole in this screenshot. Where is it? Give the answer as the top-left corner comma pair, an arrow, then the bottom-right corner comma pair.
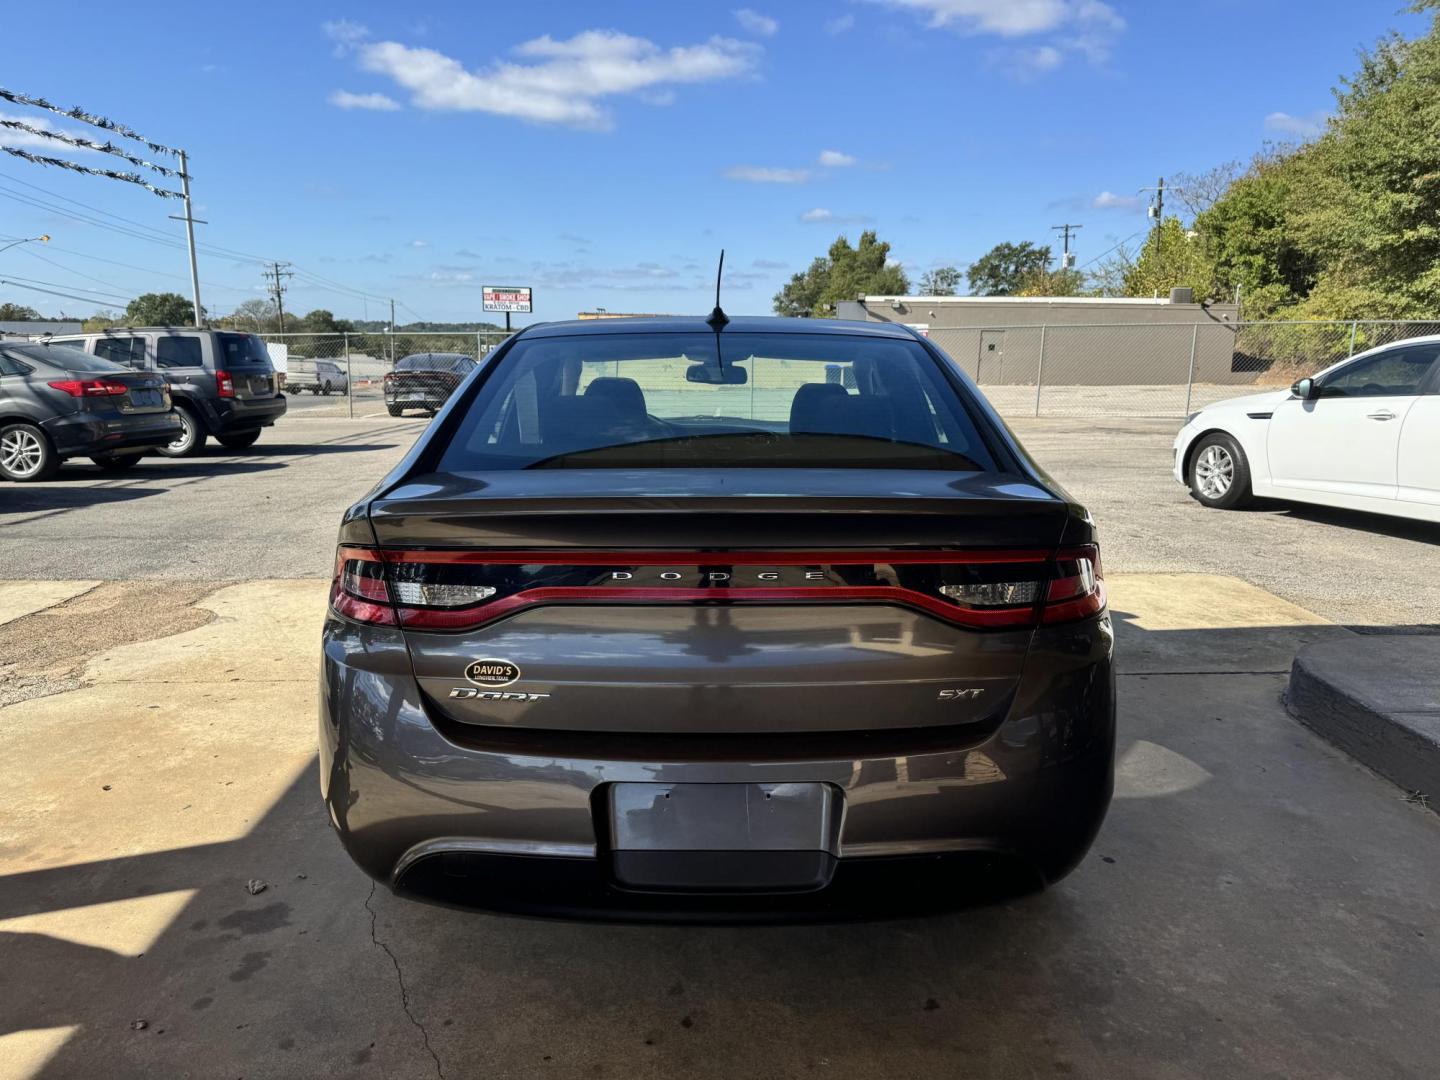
167,150 -> 207,327
265,262 -> 293,332
1050,223 -> 1083,269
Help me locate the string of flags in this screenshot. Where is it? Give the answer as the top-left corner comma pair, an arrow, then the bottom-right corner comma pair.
0,87 -> 180,157
0,117 -> 184,178
0,146 -> 184,199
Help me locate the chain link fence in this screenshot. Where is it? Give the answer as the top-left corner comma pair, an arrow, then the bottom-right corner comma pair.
259,320 -> 1440,422
260,330 -> 510,417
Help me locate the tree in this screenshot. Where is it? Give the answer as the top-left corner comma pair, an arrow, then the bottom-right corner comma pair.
1123,218 -> 1217,299
772,231 -> 910,317
125,292 -> 196,326
1017,267 -> 1088,297
918,266 -> 962,296
966,242 -> 1051,296
83,310 -> 120,331
1169,161 -> 1244,221
0,303 -> 40,320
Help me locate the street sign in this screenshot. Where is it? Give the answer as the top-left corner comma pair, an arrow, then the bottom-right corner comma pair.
483,286 -> 532,313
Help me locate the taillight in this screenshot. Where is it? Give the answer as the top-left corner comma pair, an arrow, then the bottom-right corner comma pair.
329,547 -> 396,626
216,370 -> 235,398
47,379 -> 128,397
327,548 -> 1107,633
1041,545 -> 1105,625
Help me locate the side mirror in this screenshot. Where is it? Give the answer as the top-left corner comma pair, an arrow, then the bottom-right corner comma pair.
685,363 -> 747,386
1292,377 -> 1317,400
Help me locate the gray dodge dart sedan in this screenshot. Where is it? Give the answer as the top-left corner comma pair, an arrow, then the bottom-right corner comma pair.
320,315 -> 1114,920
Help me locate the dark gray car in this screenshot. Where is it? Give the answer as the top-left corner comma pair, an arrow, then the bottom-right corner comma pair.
0,341 -> 180,480
321,317 -> 1114,920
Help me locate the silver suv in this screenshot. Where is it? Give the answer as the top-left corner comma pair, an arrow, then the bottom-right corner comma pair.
47,328 -> 286,455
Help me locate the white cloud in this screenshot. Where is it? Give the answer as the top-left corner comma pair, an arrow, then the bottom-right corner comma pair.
338,28 -> 760,130
0,112 -> 96,152
328,89 -> 401,111
799,208 -> 873,224
409,239 -> 430,248
1264,111 -> 1328,137
734,8 -> 779,36
724,165 -> 813,183
1093,190 -> 1140,210
818,149 -> 856,167
869,0 -> 1124,72
324,19 -> 370,45
826,13 -> 856,33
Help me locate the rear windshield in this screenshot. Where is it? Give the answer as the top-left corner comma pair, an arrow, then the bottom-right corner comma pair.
397,353 -> 472,372
1,343 -> 125,373
218,332 -> 272,368
436,332 -> 1000,472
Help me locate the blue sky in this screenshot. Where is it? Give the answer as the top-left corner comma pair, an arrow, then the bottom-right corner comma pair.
0,1 -> 1426,325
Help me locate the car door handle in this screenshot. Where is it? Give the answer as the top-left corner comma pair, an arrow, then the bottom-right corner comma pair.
1366,410 -> 1397,420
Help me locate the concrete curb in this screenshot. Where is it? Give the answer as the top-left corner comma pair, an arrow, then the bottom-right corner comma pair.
1287,636 -> 1440,808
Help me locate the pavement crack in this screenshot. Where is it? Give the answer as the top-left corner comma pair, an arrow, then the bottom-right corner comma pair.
365,880 -> 446,1080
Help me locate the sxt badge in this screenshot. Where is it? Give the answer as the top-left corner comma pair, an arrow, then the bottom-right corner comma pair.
465,658 -> 520,687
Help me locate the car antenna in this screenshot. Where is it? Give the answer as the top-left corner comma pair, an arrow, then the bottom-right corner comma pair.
707,249 -> 729,330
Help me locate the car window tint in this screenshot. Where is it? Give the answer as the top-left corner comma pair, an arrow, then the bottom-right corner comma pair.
0,352 -> 33,375
1321,345 -> 1438,398
437,332 -> 1000,473
218,333 -> 272,367
6,343 -> 127,372
156,336 -> 204,369
94,336 -> 148,369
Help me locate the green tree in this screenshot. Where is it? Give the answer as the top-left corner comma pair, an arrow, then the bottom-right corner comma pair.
966,242 -> 1051,296
83,310 -> 120,331
773,231 -> 910,317
1017,268 -> 1088,297
125,292 -> 196,326
918,266 -> 962,295
1123,218 -> 1217,299
0,303 -> 40,320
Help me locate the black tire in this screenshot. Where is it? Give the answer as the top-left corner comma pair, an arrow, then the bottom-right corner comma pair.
1187,432 -> 1252,510
387,405 -> 404,417
155,405 -> 207,458
322,382 -> 332,396
310,388 -> 319,395
0,421 -> 59,482
217,430 -> 262,450
90,452 -> 143,471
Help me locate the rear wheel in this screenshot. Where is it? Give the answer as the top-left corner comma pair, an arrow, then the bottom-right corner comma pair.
322,381 -> 332,396
217,430 -> 262,450
1188,432 -> 1252,510
90,452 -> 143,471
155,405 -> 206,458
387,405 -> 404,417
0,422 -> 58,481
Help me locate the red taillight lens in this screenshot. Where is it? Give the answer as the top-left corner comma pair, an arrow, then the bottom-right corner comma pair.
329,546 -> 396,625
47,379 -> 128,397
216,370 -> 235,398
1041,545 -> 1105,625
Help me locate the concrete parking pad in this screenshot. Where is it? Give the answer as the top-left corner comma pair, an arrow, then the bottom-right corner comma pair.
2,573 -> 1438,1079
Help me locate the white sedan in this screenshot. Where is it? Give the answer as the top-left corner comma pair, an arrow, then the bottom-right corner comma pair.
1173,336 -> 1440,523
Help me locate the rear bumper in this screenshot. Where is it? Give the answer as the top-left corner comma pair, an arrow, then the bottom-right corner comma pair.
320,614 -> 1115,921
42,411 -> 183,458
207,394 -> 286,434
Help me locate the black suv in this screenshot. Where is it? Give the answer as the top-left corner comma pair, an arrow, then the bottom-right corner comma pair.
48,329 -> 286,455
385,352 -> 478,416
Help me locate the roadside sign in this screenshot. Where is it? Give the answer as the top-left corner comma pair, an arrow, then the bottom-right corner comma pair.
483,286 -> 532,313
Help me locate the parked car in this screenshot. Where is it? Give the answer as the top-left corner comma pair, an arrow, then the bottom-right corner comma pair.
46,328 -> 286,456
1175,336 -> 1440,522
285,359 -> 349,396
0,340 -> 180,481
384,352 -> 478,416
321,316 -> 1114,920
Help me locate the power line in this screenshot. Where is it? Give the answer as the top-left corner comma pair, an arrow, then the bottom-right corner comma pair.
1078,229 -> 1146,270
0,273 -> 132,302
0,232 -> 253,294
0,278 -> 134,307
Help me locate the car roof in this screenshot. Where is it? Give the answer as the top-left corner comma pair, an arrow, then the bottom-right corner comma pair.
518,315 -> 919,340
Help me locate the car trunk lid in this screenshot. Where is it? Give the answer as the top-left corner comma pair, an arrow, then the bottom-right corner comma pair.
353,469 -> 1088,735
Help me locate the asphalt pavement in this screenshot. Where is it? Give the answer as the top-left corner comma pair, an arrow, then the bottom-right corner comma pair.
1,413 -> 1435,627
